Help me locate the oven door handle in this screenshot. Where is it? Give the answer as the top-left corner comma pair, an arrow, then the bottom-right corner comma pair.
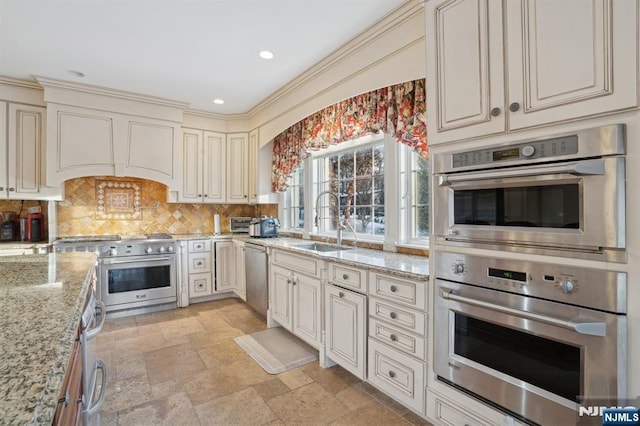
439,287 -> 606,336
86,300 -> 106,340
103,256 -> 172,265
437,159 -> 605,186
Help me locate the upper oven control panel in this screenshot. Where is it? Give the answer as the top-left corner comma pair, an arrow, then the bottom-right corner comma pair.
451,136 -> 579,169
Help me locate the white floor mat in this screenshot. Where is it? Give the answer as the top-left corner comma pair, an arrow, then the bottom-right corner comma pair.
234,327 -> 319,374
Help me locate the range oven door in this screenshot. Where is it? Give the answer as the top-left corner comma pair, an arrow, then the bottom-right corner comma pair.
434,279 -> 626,426
433,156 -> 625,256
100,255 -> 177,310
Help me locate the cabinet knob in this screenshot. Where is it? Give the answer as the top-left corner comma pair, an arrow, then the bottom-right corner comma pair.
389,312 -> 397,319
342,273 -> 349,280
198,194 -> 202,197
490,107 -> 501,117
390,285 -> 397,293
8,187 -> 15,192
287,278 -> 292,284
244,195 -> 248,198
388,371 -> 396,378
509,102 -> 521,112
339,292 -> 344,298
390,334 -> 397,342
0,187 -> 3,191
204,194 -> 208,198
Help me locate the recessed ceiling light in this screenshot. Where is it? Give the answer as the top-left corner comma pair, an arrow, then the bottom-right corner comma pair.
67,70 -> 85,77
259,50 -> 274,60
213,98 -> 225,105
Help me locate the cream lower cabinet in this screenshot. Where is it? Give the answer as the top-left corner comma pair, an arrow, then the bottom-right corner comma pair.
270,249 -> 322,349
186,240 -> 214,301
214,240 -> 235,293
425,0 -> 638,145
233,240 -> 246,301
367,271 -> 427,414
325,284 -> 366,380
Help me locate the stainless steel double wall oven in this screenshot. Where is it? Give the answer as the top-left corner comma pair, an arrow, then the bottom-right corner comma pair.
432,125 -> 628,425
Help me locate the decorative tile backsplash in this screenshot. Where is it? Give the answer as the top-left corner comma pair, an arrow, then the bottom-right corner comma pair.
56,177 -> 278,237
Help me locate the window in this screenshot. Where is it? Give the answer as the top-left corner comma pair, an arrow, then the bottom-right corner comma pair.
282,165 -> 305,231
279,134 -> 429,248
408,150 -> 430,240
314,139 -> 385,240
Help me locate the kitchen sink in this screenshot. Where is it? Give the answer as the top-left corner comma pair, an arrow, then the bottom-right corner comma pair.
293,243 -> 353,253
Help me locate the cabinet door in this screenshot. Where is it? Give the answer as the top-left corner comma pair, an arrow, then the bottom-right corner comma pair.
203,131 -> 226,203
425,0 -> 505,144
125,117 -> 180,186
325,285 -> 366,380
506,0 -> 638,130
0,102 -> 7,198
292,272 -> 321,348
179,128 -> 203,202
8,104 -> 46,198
234,241 -> 246,300
188,273 -> 213,298
226,133 -> 249,203
215,241 -> 235,292
248,129 -> 259,204
270,264 -> 293,330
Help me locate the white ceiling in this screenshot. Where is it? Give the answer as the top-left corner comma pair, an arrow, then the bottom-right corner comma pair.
0,0 -> 407,114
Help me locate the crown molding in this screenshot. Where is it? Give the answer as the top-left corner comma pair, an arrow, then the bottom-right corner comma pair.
248,0 -> 424,117
0,75 -> 42,90
34,76 -> 190,109
184,107 -> 249,121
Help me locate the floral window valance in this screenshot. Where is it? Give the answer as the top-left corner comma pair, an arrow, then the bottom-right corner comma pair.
271,78 -> 427,192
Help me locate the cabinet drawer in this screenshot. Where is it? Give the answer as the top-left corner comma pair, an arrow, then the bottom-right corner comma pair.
368,272 -> 426,310
188,253 -> 211,273
427,391 -> 490,426
369,297 -> 426,336
188,240 -> 211,252
272,249 -> 320,277
369,318 -> 425,360
328,263 -> 366,292
367,338 -> 425,413
189,273 -> 213,298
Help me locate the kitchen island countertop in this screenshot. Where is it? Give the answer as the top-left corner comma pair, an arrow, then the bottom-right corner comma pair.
0,252 -> 97,424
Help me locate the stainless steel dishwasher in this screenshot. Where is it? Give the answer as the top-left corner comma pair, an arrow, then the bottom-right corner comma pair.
244,242 -> 268,318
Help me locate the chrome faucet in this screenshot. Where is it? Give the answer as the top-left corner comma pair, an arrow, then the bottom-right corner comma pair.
315,190 -> 343,245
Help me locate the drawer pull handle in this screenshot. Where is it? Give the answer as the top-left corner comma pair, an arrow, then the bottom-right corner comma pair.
390,285 -> 397,293
390,334 -> 397,342
390,312 -> 397,319
342,273 -> 349,280
58,391 -> 70,406
388,371 -> 396,378
339,292 -> 345,298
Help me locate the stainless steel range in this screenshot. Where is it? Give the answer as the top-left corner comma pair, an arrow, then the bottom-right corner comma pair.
55,234 -> 177,317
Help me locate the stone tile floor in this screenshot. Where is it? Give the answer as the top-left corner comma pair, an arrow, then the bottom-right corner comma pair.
97,298 -> 433,425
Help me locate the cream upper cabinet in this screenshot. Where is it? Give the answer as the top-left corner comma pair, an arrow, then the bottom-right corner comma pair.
179,129 -> 226,203
426,0 -> 639,144
1,103 -> 61,200
248,129 -> 259,204
226,133 -> 249,203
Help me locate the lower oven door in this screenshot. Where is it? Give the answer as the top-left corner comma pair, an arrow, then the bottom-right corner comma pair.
100,255 -> 177,310
434,279 -> 626,426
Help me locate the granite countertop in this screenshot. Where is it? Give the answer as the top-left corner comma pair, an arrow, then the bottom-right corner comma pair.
236,236 -> 429,280
0,252 -> 97,424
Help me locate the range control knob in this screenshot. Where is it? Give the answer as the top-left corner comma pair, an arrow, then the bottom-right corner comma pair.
452,262 -> 465,275
521,145 -> 536,157
146,247 -> 153,254
561,279 -> 575,294
167,246 -> 174,253
109,248 -> 117,256
159,246 -> 166,253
